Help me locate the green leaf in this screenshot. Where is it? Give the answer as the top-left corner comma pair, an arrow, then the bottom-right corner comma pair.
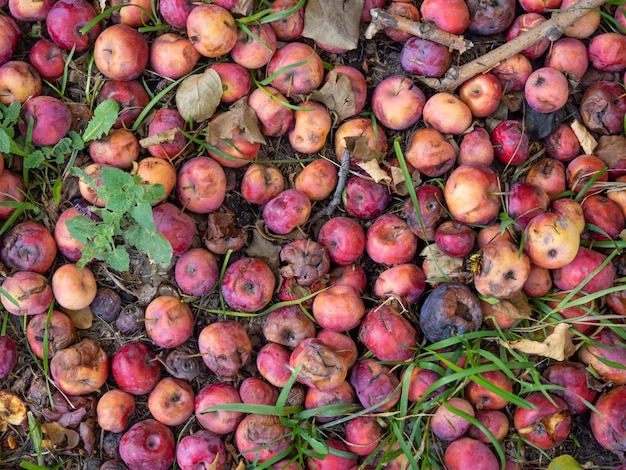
125,224 -> 173,268
65,215 -> 97,244
24,150 -> 46,170
130,199 -> 156,231
68,130 -> 84,151
81,99 -> 119,142
2,102 -> 20,125
0,128 -> 12,153
142,182 -> 166,205
106,192 -> 133,213
103,245 -> 131,272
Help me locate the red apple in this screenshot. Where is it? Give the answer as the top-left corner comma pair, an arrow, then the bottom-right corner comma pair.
93,24 -> 149,81
458,72 -> 503,118
444,164 -> 501,225
119,419 -> 175,470
111,341 -> 162,395
186,4 -> 237,58
46,0 -> 101,52
366,214 -> 418,266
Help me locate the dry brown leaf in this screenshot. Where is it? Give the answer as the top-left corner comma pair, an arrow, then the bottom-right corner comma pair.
41,422 -> 80,451
138,129 -> 178,148
507,323 -> 576,361
175,69 -> 221,122
232,0 -> 253,15
62,306 -> 93,329
357,160 -> 391,184
594,135 -> 626,168
344,136 -> 386,163
389,164 -> 421,196
205,98 -> 266,146
0,391 -> 27,431
570,119 -> 597,155
308,72 -> 356,121
302,0 -> 364,51
246,224 -> 283,272
484,292 -> 533,321
420,244 -> 473,285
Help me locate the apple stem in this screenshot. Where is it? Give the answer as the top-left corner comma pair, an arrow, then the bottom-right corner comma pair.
365,9 -> 474,54
309,151 -> 350,226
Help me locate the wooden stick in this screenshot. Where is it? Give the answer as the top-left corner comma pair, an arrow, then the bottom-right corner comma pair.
365,9 -> 474,53
420,0 -> 609,92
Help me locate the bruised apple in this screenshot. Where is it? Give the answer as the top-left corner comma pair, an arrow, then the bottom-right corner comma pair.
1,271 -> 53,316
444,164 -> 501,225
472,239 -> 530,299
359,304 -> 418,362
111,341 -> 161,395
198,321 -> 252,378
97,389 -> 136,433
186,4 -> 237,58
371,74 -> 425,130
289,102 -> 331,154
119,419 -> 175,470
148,377 -> 195,426
290,338 -> 349,391
51,263 -> 97,311
194,382 -> 244,434
50,339 -> 108,395
176,156 -> 226,214
266,42 -> 324,96
93,24 -> 149,81
144,296 -> 194,348
423,92 -> 473,135
26,311 -> 77,359
221,257 -> 275,313
514,392 -> 571,449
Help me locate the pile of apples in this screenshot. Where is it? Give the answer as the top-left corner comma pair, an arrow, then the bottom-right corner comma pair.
1,0 -> 626,468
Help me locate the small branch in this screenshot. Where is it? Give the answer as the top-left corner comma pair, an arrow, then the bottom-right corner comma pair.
365,8 -> 474,53
308,151 -> 350,225
421,0 -> 609,92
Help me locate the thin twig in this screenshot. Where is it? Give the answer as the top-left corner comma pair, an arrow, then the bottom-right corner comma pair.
365,8 -> 474,53
418,0 -> 609,92
308,150 -> 350,225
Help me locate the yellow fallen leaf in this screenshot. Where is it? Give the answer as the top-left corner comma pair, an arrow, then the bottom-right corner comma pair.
506,323 -> 576,361
357,160 -> 391,184
138,129 -> 178,148
41,422 -> 80,451
570,120 -> 597,156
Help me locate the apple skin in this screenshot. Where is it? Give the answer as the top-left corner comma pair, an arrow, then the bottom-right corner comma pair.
119,419 -> 176,470
289,101 -> 331,154
90,128 -> 140,169
150,32 -> 200,80
544,124 -> 581,162
46,0 -> 101,52
466,370 -> 513,410
19,96 -> 72,146
26,310 -> 77,359
49,338 -> 109,395
96,389 -> 136,433
420,0 -> 470,34
582,194 -> 625,241
423,92 -> 473,135
343,176 -> 390,220
198,321 -> 252,378
434,221 -> 476,258
295,158 -> 338,202
385,2 -> 420,41
444,437 -> 500,470
263,189 -> 311,234
174,247 -> 219,297
335,117 -> 388,163
152,202 -> 197,257
97,79 -> 149,129
359,304 -> 418,362
289,338 -> 350,391
561,0 -> 601,39
513,392 -> 571,449
176,156 -> 226,214
239,377 -> 278,406
159,0 -> 193,29
195,382 -> 244,434
580,81 -> 626,136
400,37 -> 452,78
371,74 -> 425,130
262,305 -> 316,349
317,216 -> 365,266
266,42 -> 324,96
523,263 -> 553,298
0,221 -> 57,274
146,108 -> 187,160
0,61 -> 42,105
467,0 -> 516,35
507,181 -> 550,229
469,409 -> 510,442
491,120 -> 530,166
519,0 -> 560,12
326,65 -> 368,117
458,72 -> 502,118
111,341 -> 162,395
257,342 -> 292,388
491,53 -> 533,92
458,127 -> 494,166
176,430 -> 226,470
94,24 -> 149,81
210,62 -> 252,105
524,67 -> 569,113
54,206 -> 86,262
109,0 -> 152,27
230,23 -> 277,70
566,154 -> 609,195
472,239 -> 531,299
373,263 -> 427,307
145,295 -> 194,349
312,285 -> 365,333
0,15 -> 20,67
444,164 -> 501,225
270,0 -> 305,40
580,329 -> 626,384
207,115 -> 261,168
9,0 -> 55,20
148,377 -> 195,426
247,86 -> 292,137
552,246 -> 615,294
406,127 -> 457,178
366,214 -> 418,266
235,414 -> 293,463
307,439 -> 358,470
0,335 -> 17,379
345,416 -> 382,456
240,163 -> 285,205
544,37 -> 589,79
506,13 -> 550,60
551,197 -> 585,234
524,157 -> 567,200
350,359 -> 400,412
51,263 -> 97,311
186,4 -> 237,58
405,367 -> 446,403
431,397 -> 475,440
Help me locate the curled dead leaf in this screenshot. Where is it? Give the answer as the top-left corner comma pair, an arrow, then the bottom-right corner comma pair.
420,244 -> 473,285
205,98 -> 266,146
245,225 -> 282,273
506,323 -> 576,361
138,129 -> 179,148
570,119 -> 597,156
344,135 -> 386,163
0,391 -> 27,431
302,0 -> 364,51
308,72 -> 356,121
41,422 -> 80,451
595,135 -> 626,169
482,292 -> 533,322
175,69 -> 221,122
357,160 -> 391,184
203,206 -> 248,255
